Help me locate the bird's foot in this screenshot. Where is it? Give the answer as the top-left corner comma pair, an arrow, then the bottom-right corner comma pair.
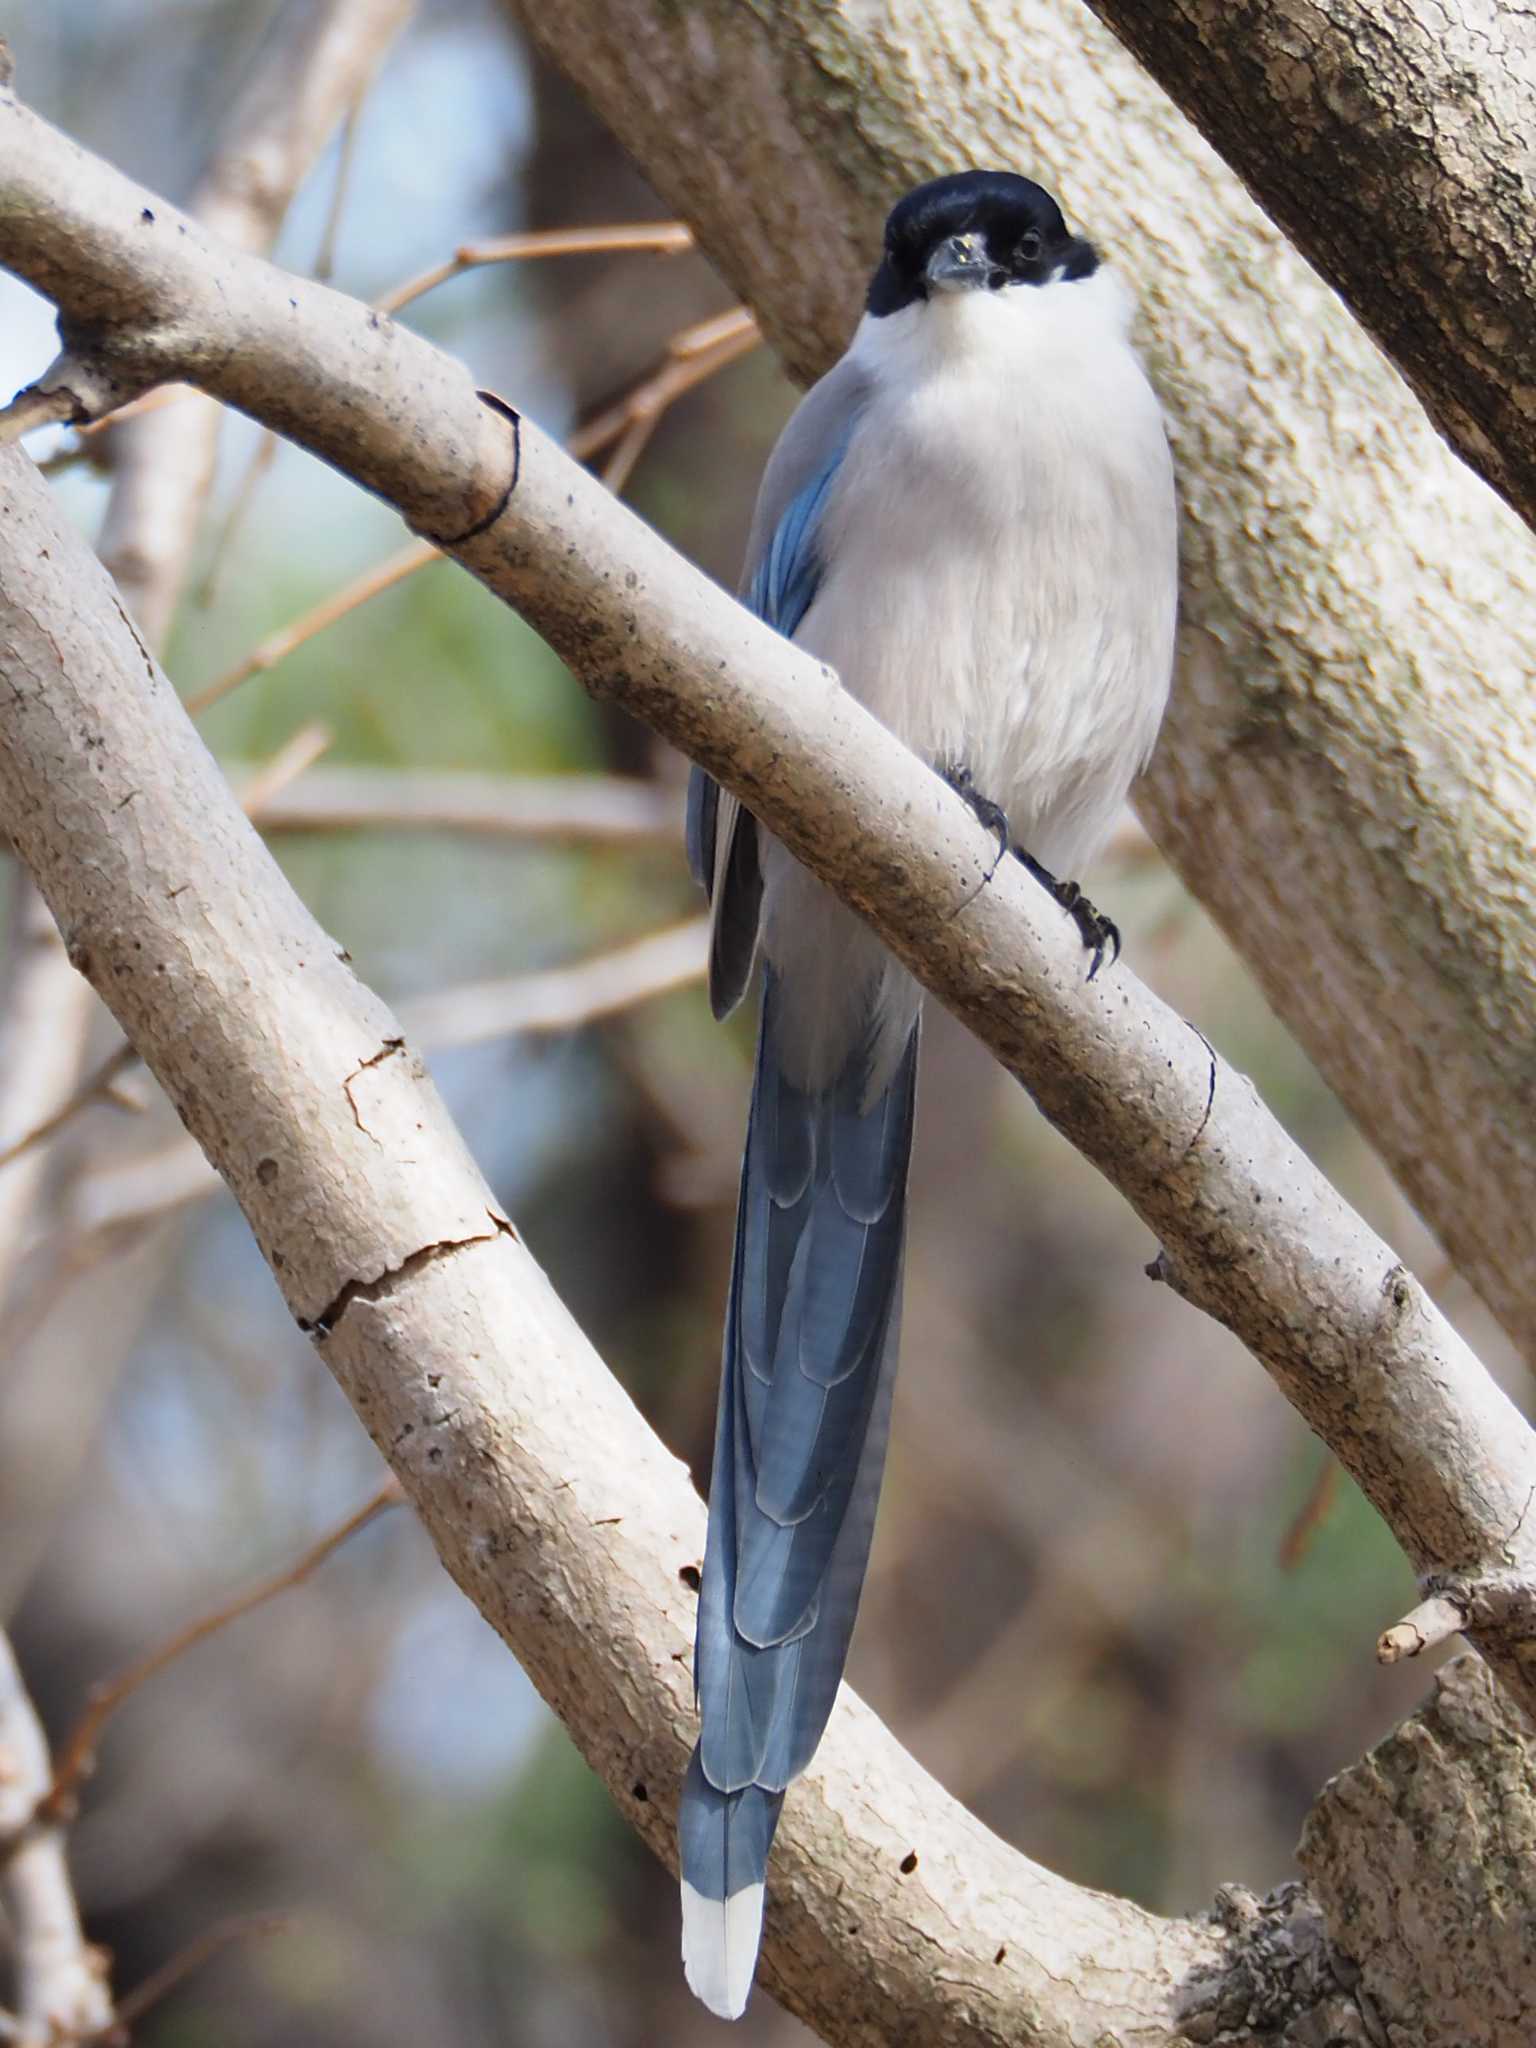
1015,850 -> 1121,982
941,762 -> 1010,878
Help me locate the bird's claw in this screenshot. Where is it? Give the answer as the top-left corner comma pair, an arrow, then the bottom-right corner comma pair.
1015,850 -> 1121,981
942,766 -> 1122,977
942,761 -> 1011,878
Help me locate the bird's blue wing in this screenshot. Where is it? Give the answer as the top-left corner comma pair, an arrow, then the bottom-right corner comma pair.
743,445 -> 846,639
688,416 -> 857,1018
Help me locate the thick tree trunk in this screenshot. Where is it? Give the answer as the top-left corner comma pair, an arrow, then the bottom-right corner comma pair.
501,0 -> 1536,1372
1073,0 -> 1536,538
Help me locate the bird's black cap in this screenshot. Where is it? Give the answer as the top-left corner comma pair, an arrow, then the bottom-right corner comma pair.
867,169 -> 1097,316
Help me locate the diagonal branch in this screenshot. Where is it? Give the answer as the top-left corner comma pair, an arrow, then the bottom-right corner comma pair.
0,437 -> 1230,2046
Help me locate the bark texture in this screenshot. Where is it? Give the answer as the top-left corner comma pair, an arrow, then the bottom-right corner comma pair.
500,0 -> 1536,1374
1074,0 -> 1536,537
1298,1653 -> 1536,2047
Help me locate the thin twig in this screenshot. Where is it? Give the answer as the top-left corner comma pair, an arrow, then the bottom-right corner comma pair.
186,304 -> 758,713
186,539 -> 440,714
601,410 -> 663,495
89,1912 -> 293,2039
567,307 -> 759,462
199,51 -> 387,602
399,915 -> 708,1049
0,1044 -> 139,1173
241,764 -> 680,843
77,384 -> 190,437
35,387 -> 194,473
238,720 -> 334,815
196,429 -> 282,608
0,385 -> 78,445
1279,1454 -> 1342,1570
312,97 -> 366,287
376,220 -> 694,316
39,1476 -> 404,1822
1378,1593 -> 1465,1664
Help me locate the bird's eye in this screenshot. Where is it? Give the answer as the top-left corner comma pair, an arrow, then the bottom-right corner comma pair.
1016,229 -> 1043,265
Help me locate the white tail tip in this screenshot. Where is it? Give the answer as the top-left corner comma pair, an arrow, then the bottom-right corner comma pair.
680,1877 -> 765,2020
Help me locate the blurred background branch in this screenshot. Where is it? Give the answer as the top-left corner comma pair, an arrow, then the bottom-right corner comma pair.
0,1633 -> 112,2046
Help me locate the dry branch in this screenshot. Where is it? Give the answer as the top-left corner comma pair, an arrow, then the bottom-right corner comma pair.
0,1634 -> 112,2046
398,917 -> 707,1047
40,1478 -> 402,1821
244,764 -> 680,844
377,220 -> 694,314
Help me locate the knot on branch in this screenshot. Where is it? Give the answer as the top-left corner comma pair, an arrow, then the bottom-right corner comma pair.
1377,1566 -> 1536,1664
1174,1881 -> 1380,2045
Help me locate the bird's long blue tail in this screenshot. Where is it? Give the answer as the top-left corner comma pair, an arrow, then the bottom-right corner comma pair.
680,970 -> 918,2018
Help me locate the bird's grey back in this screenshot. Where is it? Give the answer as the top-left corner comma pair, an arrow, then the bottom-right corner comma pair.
740,355 -> 873,599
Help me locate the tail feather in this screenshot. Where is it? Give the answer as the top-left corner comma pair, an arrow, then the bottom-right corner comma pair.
678,1757 -> 782,2020
682,970 -> 918,2014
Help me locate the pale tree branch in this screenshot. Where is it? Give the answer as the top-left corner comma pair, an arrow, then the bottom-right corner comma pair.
497,0 -> 1536,1377
1071,0 -> 1536,538
376,220 -> 695,314
242,764 -> 680,844
0,11 -> 418,1624
93,0 -> 415,647
398,917 -> 707,1048
0,1633 -> 112,2047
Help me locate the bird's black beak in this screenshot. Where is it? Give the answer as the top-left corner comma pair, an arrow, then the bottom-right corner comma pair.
925,232 -> 998,293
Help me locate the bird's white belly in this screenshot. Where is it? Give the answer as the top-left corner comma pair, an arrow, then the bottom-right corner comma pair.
759,298 -> 1177,1089
803,370 -> 1174,874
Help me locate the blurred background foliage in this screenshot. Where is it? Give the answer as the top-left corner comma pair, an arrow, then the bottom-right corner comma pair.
0,2 -> 1522,2043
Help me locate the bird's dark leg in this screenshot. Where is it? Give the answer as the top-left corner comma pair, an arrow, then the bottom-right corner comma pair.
940,761 -> 1011,878
941,761 -> 1120,980
1014,850 -> 1121,981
